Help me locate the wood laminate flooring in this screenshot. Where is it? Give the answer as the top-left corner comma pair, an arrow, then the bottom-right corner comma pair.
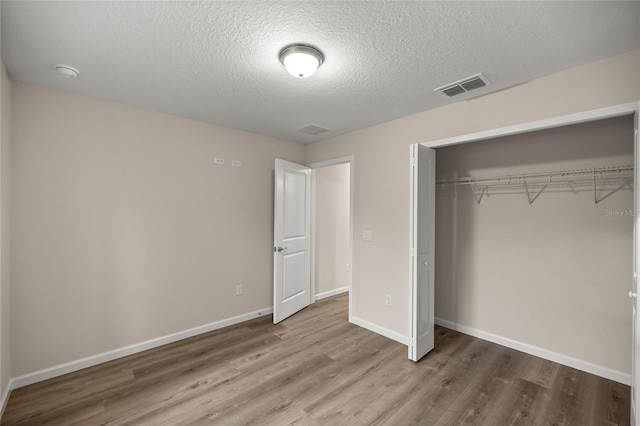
1,294 -> 630,425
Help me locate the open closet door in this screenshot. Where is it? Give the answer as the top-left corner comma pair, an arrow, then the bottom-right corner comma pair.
409,144 -> 436,361
632,109 -> 639,425
273,159 -> 312,324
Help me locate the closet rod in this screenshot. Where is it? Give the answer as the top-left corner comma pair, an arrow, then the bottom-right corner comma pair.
436,165 -> 633,187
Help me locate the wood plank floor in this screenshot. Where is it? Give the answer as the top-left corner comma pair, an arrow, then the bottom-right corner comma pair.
1,294 -> 630,425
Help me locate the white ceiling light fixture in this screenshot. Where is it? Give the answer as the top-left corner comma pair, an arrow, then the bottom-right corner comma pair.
55,64 -> 80,79
279,44 -> 324,79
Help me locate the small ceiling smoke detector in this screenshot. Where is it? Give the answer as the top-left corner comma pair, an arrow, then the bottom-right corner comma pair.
279,44 -> 324,78
435,73 -> 490,98
55,64 -> 80,79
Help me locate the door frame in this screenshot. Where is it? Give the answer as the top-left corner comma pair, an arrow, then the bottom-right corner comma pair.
308,156 -> 355,322
633,106 -> 639,425
411,101 -> 639,383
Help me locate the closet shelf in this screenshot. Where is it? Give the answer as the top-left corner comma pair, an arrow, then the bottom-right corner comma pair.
436,165 -> 634,206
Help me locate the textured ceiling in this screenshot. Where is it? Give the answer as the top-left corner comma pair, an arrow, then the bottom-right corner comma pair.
1,1 -> 639,144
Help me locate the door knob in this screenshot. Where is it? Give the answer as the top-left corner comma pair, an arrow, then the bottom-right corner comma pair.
423,262 -> 428,266
276,246 -> 288,252
629,291 -> 637,299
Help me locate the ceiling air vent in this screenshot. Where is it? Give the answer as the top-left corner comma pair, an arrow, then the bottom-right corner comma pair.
297,124 -> 331,136
435,73 -> 490,98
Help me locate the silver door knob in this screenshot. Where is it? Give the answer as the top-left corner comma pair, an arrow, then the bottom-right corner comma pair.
423,262 -> 428,266
629,291 -> 637,298
276,246 -> 288,252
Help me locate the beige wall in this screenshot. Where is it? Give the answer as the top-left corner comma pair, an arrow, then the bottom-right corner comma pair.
436,116 -> 633,373
305,50 -> 640,357
10,82 -> 304,376
0,63 -> 11,401
314,163 -> 350,296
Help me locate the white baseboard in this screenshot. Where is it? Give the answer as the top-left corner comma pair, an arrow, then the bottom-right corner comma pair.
350,315 -> 410,346
315,286 -> 349,301
435,317 -> 631,386
0,380 -> 11,420
9,307 -> 273,391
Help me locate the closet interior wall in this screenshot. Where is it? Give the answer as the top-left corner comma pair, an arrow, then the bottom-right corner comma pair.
434,115 -> 634,375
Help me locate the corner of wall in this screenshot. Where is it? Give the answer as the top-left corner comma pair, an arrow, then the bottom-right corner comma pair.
0,60 -> 12,416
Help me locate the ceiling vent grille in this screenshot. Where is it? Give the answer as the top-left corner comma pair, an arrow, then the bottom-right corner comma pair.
435,73 -> 490,98
297,124 -> 331,135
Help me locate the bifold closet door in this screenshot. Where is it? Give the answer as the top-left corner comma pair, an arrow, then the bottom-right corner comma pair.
409,144 -> 435,362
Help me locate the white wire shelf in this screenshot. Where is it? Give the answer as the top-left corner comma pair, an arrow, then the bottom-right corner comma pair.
436,165 -> 634,206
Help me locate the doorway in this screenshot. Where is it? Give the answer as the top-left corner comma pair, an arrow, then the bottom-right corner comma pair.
310,157 -> 354,319
410,102 -> 639,392
313,163 -> 351,300
273,157 -> 354,324
434,115 -> 633,373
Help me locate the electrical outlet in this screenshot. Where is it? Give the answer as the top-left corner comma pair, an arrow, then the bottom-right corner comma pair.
236,284 -> 243,296
232,160 -> 241,167
214,157 -> 224,165
385,294 -> 392,307
363,230 -> 372,241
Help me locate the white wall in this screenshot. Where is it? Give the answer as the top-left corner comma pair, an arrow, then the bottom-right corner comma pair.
0,62 -> 11,407
314,163 -> 350,297
10,82 -> 305,377
435,115 -> 633,374
306,50 -> 640,359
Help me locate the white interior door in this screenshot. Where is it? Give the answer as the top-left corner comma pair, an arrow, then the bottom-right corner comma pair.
273,159 -> 312,324
409,144 -> 436,361
632,109 -> 639,425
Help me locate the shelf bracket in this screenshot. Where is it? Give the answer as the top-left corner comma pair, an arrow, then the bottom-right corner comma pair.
471,182 -> 486,205
523,178 -> 532,207
593,172 -> 598,207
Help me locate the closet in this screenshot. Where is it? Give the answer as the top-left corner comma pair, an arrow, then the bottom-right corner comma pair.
433,115 -> 634,377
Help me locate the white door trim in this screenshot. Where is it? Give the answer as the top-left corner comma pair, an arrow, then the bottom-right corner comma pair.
633,105 -> 640,424
308,156 -> 355,322
421,101 -> 639,149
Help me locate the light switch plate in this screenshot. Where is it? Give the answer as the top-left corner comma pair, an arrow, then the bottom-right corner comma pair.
363,230 -> 372,241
